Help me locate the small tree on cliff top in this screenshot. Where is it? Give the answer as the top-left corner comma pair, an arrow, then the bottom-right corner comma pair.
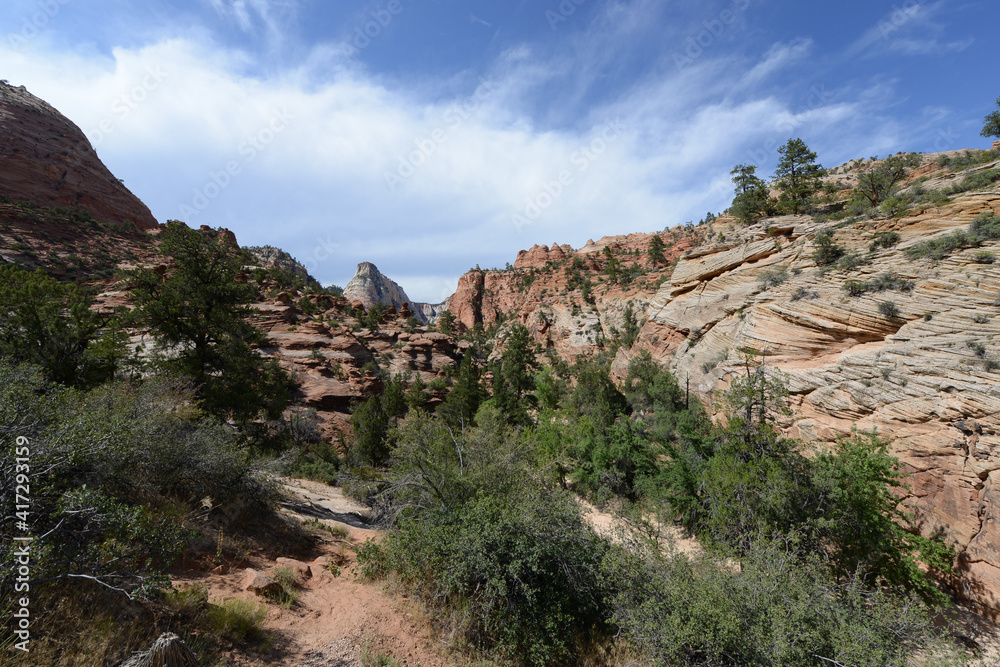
982,96 -> 1000,139
774,138 -> 824,213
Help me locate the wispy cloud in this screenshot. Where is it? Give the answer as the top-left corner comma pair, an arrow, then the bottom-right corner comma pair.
844,0 -> 972,60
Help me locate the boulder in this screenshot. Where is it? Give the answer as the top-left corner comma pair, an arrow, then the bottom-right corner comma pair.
243,568 -> 282,597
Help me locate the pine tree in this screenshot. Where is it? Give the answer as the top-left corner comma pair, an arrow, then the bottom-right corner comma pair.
982,96 -> 1000,139
438,352 -> 485,428
773,139 -> 823,214
603,246 -> 621,283
647,235 -> 667,265
438,309 -> 457,335
729,163 -> 771,223
490,323 -> 538,424
405,374 -> 430,413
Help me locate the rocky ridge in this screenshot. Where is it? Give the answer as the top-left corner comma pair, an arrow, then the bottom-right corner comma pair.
0,81 -> 158,230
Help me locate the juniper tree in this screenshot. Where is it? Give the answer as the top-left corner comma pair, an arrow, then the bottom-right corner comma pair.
124,222 -> 291,424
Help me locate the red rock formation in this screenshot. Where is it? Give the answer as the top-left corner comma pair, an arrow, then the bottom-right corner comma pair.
0,82 -> 158,230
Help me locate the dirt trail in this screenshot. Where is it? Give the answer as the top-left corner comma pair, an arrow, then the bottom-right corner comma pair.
171,479 -> 454,667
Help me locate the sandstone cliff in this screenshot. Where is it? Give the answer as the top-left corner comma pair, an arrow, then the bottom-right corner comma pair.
342,261 -> 445,323
444,149 -> 1000,611
0,82 -> 158,230
445,228 -> 704,359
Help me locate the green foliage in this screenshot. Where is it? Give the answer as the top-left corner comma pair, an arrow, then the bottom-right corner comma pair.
652,357 -> 952,598
207,598 -> 268,643
621,350 -> 685,415
647,234 -> 667,265
878,300 -> 900,318
947,168 -> 1000,194
572,418 -> 654,500
287,440 -> 342,485
489,323 -> 538,425
619,301 -> 640,349
362,302 -> 386,333
812,430 -> 954,600
870,231 -> 902,250
602,245 -> 621,283
533,365 -> 566,412
565,356 -> 629,433
0,265 -> 128,387
757,266 -> 789,290
124,222 -> 292,425
350,395 -> 391,466
729,163 -> 772,223
811,230 -> 845,266
382,373 -> 408,419
842,271 -> 914,297
0,361 -> 275,599
438,352 -> 485,428
854,154 -> 920,207
437,309 -> 456,335
358,415 -> 610,665
403,374 -> 430,413
774,138 -> 824,213
606,537 -> 950,667
269,565 -> 300,608
982,96 -> 1000,139
906,211 -> 1000,260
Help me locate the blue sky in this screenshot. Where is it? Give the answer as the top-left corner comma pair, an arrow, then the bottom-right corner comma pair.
2,0 -> 998,302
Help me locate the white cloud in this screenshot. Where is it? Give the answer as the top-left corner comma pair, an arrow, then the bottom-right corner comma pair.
0,21 -> 906,302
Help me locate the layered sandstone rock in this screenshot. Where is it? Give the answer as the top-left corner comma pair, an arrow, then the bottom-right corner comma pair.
342,261 -> 445,323
618,190 -> 1000,610
0,82 -> 157,230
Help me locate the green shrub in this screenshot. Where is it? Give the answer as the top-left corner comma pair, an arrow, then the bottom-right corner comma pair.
207,598 -> 268,643
163,584 -> 209,618
870,231 -> 901,250
835,252 -> 868,271
974,251 -> 996,264
757,266 -> 790,289
812,231 -> 845,266
0,361 -> 274,599
906,212 -> 1000,260
945,168 -> 1000,194
605,537 -> 952,667
878,301 -> 900,318
357,415 -> 611,665
269,566 -> 300,608
842,272 -> 914,297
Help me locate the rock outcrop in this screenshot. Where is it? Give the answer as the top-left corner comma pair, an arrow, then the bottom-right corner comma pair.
344,262 -> 413,311
342,261 -> 445,323
445,229 -> 703,360
0,82 -> 158,230
613,172 -> 1000,611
